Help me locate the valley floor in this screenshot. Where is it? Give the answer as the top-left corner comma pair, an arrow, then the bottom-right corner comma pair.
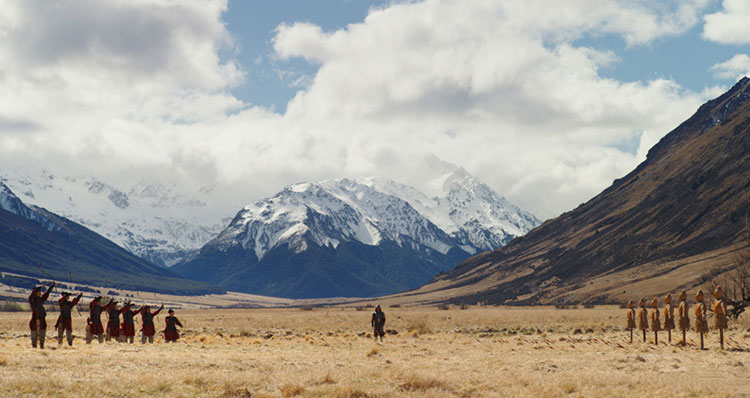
1,307 -> 749,397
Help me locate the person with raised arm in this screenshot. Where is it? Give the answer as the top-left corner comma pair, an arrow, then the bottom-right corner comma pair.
139,304 -> 164,344
55,292 -> 82,346
28,282 -> 55,349
88,296 -> 109,344
120,301 -> 141,344
104,300 -> 122,342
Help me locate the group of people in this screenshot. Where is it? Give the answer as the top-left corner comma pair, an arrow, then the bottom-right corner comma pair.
28,282 -> 183,349
625,287 -> 728,349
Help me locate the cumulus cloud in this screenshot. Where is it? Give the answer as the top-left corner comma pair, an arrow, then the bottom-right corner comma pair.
703,0 -> 750,44
710,54 -> 750,80
0,0 -> 718,219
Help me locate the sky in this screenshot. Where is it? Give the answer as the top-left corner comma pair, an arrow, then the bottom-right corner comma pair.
1,0 -> 749,219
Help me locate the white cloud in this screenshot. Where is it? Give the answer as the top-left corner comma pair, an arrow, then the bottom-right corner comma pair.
0,0 -> 717,220
703,0 -> 750,44
710,54 -> 750,80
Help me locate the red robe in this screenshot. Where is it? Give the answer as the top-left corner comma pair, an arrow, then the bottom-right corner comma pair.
104,303 -> 121,337
89,301 -> 106,335
28,286 -> 53,330
120,306 -> 142,337
163,315 -> 182,341
140,307 -> 162,337
55,295 -> 81,331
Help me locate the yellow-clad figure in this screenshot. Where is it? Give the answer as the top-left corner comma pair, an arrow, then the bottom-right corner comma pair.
650,298 -> 661,344
663,294 -> 675,344
678,291 -> 690,345
626,300 -> 636,343
695,290 -> 709,349
713,287 -> 728,350
637,298 -> 649,343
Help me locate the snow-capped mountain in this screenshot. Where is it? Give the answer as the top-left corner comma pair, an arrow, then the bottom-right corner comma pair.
0,181 -> 61,232
174,168 -> 540,298
211,169 -> 539,261
0,169 -> 231,267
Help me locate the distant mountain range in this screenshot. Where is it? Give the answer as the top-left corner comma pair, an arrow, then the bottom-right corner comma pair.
396,77 -> 750,305
0,181 -> 223,295
173,168 -> 540,298
0,169 -> 231,267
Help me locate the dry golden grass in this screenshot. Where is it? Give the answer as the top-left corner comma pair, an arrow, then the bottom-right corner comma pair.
2,306 -> 750,397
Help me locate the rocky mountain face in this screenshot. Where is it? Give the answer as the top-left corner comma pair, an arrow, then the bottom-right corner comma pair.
0,182 -> 224,295
406,77 -> 750,305
0,169 -> 231,267
173,169 -> 540,298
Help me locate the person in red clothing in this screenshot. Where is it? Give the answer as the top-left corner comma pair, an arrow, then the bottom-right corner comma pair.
120,301 -> 142,344
104,300 -> 123,342
139,304 -> 164,344
55,292 -> 82,346
163,309 -> 183,343
87,296 -> 110,344
28,282 -> 55,349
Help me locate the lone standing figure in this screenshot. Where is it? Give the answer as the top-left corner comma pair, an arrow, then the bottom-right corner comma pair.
371,305 -> 386,342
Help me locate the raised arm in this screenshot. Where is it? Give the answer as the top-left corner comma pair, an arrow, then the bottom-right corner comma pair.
152,305 -> 164,316
71,293 -> 82,307
41,282 -> 55,302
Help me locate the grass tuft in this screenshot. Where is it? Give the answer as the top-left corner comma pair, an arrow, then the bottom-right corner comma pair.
336,387 -> 371,398
280,384 -> 305,397
400,374 -> 451,392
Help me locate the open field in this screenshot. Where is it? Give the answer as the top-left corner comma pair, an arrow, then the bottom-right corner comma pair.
2,306 -> 750,397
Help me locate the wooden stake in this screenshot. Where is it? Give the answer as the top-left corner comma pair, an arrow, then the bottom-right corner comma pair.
700,332 -> 704,350
654,331 -> 658,345
630,329 -> 633,343
720,329 -> 724,350
682,329 -> 686,345
642,329 -> 646,342
668,330 -> 671,344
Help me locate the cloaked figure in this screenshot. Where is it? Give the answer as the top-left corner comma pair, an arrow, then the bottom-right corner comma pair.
625,300 -> 636,343
139,304 -> 164,344
677,291 -> 690,345
650,299 -> 662,344
371,305 -> 386,342
163,309 -> 183,343
88,297 -> 109,344
120,302 -> 141,344
104,300 -> 122,342
28,282 -> 55,349
663,294 -> 675,344
713,287 -> 728,350
637,298 -> 649,342
694,290 -> 709,349
55,292 -> 82,346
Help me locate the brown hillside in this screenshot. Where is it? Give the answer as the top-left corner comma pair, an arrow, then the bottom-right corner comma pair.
392,77 -> 750,306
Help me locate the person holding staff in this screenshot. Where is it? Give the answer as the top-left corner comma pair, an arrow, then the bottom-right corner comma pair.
55,292 -> 82,346
139,304 -> 164,344
28,282 -> 55,349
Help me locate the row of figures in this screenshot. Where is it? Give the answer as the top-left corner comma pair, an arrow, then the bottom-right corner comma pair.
626,288 -> 728,349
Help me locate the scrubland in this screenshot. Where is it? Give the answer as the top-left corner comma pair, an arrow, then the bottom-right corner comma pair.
1,306 -> 749,397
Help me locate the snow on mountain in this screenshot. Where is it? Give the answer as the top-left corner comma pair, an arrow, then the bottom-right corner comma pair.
211,168 -> 541,261
0,169 -> 231,267
0,181 -> 61,232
